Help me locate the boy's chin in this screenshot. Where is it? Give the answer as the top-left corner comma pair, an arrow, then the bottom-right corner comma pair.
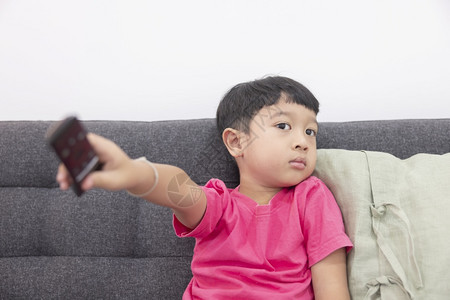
283,174 -> 312,187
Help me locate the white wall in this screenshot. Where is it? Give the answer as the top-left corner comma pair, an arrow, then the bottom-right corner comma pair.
1,0 -> 449,122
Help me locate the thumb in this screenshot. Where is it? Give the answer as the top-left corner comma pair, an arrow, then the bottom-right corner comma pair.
81,174 -> 95,191
82,168 -> 133,192
81,170 -> 118,191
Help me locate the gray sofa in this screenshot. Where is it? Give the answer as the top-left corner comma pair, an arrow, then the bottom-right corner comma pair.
1,118 -> 449,299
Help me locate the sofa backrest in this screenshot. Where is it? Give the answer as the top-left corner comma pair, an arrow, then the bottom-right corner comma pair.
2,118 -> 449,257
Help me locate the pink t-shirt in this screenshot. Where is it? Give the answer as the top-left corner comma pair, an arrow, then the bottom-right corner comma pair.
173,176 -> 353,299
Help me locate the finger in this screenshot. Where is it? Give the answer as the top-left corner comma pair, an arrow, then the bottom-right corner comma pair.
86,133 -> 124,161
82,133 -> 133,191
56,163 -> 72,190
87,133 -> 131,173
81,174 -> 95,191
86,133 -> 109,153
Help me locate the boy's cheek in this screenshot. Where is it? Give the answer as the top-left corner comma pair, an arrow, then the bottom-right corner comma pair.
308,157 -> 317,173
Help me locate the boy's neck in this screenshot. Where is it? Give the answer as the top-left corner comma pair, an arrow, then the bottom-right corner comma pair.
238,184 -> 282,205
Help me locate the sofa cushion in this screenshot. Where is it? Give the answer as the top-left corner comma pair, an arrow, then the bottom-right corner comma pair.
0,256 -> 192,299
313,150 -> 450,299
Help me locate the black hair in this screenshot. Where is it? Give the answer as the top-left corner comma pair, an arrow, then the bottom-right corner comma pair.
216,76 -> 319,134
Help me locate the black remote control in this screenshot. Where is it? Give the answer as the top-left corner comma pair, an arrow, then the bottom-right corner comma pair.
46,116 -> 102,196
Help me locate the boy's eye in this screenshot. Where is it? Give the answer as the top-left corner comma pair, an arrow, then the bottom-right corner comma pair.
306,129 -> 317,137
276,123 -> 291,130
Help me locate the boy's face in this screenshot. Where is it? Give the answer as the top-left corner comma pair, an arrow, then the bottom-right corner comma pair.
238,100 -> 318,189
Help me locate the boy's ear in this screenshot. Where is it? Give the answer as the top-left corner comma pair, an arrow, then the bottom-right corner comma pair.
222,128 -> 245,158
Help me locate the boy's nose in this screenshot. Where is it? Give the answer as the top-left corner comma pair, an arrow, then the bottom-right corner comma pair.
293,134 -> 308,151
294,143 -> 308,151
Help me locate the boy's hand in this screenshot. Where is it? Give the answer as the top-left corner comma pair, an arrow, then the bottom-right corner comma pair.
56,133 -> 138,192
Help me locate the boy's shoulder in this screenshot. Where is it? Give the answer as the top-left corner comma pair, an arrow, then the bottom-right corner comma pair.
292,176 -> 334,203
295,175 -> 326,189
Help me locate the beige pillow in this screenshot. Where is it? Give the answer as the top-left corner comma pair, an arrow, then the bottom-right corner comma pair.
313,150 -> 450,300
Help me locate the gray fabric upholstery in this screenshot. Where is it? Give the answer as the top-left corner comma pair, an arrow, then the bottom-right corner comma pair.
1,118 -> 449,299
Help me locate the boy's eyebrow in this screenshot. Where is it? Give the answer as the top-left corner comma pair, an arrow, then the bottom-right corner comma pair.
273,110 -> 292,118
274,110 -> 318,126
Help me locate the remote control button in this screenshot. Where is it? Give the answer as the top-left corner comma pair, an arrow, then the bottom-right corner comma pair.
77,131 -> 86,140
62,148 -> 70,158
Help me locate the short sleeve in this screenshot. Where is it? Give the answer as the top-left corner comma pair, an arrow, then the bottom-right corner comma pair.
298,177 -> 353,267
173,178 -> 230,239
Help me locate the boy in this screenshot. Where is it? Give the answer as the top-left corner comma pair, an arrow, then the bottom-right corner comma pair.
57,76 -> 353,299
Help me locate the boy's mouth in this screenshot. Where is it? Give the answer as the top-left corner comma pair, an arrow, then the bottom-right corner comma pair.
289,158 -> 307,170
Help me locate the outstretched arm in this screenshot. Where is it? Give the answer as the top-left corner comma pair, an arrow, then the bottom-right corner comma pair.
57,133 -> 207,229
